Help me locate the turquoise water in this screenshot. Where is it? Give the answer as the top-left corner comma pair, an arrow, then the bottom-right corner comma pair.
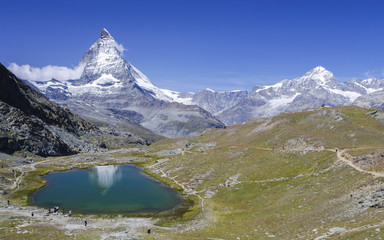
29,165 -> 182,214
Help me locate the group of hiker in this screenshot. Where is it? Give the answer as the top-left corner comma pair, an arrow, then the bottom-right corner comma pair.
44,206 -> 86,227
46,206 -> 86,227
46,205 -> 72,217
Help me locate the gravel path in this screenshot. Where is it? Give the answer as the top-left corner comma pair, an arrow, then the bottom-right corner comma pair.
337,149 -> 384,177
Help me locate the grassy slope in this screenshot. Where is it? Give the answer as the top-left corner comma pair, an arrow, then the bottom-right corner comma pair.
144,106 -> 384,239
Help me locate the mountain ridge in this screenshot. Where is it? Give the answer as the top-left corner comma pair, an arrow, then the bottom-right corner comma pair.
10,29 -> 384,130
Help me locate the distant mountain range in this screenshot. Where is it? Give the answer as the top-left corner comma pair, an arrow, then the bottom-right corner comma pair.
185,66 -> 384,125
13,29 -> 384,136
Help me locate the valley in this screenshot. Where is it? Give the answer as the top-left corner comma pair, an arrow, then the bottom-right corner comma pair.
1,106 -> 384,239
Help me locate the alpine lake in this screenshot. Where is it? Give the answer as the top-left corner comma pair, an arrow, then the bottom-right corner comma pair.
28,165 -> 184,215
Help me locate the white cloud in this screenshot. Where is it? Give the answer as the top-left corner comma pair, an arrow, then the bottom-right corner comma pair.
113,43 -> 126,56
7,63 -> 85,82
364,70 -> 376,78
364,67 -> 384,79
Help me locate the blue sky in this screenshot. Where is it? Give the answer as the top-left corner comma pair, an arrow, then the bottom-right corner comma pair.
2,0 -> 384,92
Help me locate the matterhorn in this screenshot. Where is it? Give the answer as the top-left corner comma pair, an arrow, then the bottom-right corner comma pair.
27,29 -> 224,138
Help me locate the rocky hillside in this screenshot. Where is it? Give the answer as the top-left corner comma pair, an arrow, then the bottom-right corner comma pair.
0,63 -> 100,157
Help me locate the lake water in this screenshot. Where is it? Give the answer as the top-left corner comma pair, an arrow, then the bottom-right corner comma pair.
28,165 -> 182,214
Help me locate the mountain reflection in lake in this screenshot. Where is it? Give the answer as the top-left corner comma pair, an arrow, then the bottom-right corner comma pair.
28,165 -> 182,214
89,165 -> 121,194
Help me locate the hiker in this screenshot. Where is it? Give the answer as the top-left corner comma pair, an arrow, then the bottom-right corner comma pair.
69,210 -> 72,217
147,228 -> 151,234
85,220 -> 87,227
31,212 -> 34,217
7,200 -> 9,205
335,148 -> 338,152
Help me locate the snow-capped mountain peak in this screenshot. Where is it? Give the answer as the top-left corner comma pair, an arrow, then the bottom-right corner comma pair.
71,29 -> 175,101
81,28 -> 123,62
78,29 -> 127,84
311,65 -> 327,72
296,66 -> 337,87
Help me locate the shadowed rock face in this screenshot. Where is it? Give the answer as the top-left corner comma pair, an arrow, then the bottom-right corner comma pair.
0,63 -> 100,157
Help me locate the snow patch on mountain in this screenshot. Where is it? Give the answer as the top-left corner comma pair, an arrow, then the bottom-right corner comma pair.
93,74 -> 122,86
269,93 -> 301,108
161,89 -> 194,105
353,80 -> 382,94
129,65 -> 173,101
327,88 -> 361,101
68,74 -> 124,96
30,79 -> 67,92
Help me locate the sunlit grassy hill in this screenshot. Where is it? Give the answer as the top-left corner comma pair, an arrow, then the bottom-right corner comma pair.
146,106 -> 384,239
